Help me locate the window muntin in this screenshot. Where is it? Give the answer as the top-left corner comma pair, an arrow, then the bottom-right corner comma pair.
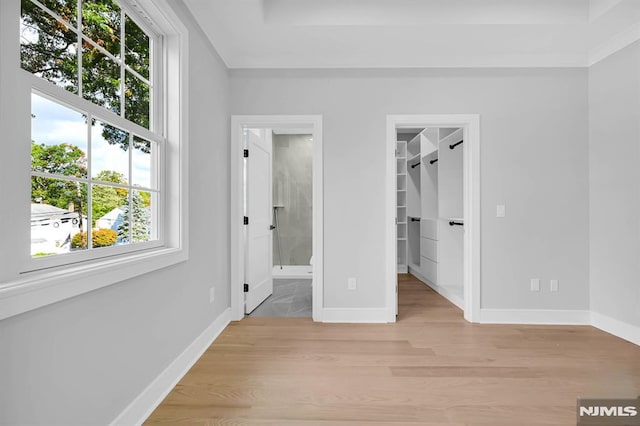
22,0 -> 161,263
30,92 -> 158,258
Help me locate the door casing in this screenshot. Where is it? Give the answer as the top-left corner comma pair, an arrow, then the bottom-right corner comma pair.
231,115 -> 324,321
386,114 -> 481,323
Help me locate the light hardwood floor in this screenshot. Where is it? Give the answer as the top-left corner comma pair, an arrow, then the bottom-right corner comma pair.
146,274 -> 640,425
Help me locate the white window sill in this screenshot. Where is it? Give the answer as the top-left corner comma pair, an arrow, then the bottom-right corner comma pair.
0,247 -> 187,320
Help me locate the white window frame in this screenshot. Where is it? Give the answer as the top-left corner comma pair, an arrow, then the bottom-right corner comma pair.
0,0 -> 189,320
28,84 -> 165,271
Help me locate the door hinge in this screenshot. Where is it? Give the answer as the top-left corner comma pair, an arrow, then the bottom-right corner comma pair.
243,216 -> 249,225
244,283 -> 249,292
243,149 -> 249,158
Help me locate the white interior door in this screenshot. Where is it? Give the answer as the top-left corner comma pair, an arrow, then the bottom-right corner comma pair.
245,129 -> 273,314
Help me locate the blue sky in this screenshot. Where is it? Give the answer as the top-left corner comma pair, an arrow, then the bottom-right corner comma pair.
32,93 -> 151,188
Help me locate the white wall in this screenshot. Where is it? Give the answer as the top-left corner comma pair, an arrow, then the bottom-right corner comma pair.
0,1 -> 231,424
230,68 -> 590,311
589,41 -> 640,327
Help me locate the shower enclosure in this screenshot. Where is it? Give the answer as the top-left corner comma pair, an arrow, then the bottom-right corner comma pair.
272,133 -> 313,279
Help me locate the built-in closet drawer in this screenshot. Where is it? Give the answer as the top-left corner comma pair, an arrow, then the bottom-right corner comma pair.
420,219 -> 438,240
420,256 -> 437,284
420,237 -> 437,262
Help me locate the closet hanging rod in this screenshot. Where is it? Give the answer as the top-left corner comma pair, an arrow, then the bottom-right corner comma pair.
430,158 -> 438,165
410,161 -> 421,169
449,221 -> 464,227
449,140 -> 464,150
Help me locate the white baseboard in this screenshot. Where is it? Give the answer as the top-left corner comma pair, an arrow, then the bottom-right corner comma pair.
322,307 -> 390,323
110,307 -> 232,426
409,266 -> 464,310
434,285 -> 464,310
479,309 -> 591,325
591,311 -> 640,347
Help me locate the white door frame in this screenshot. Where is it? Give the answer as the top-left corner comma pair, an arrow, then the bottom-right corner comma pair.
386,115 -> 481,322
231,115 -> 324,322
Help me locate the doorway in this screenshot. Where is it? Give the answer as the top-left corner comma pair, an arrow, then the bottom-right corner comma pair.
230,116 -> 324,322
386,115 -> 481,322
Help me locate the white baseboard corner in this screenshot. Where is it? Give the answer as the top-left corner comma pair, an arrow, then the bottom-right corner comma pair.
479,309 -> 591,325
409,266 -> 464,311
110,307 -> 232,426
322,307 -> 390,323
591,311 -> 640,347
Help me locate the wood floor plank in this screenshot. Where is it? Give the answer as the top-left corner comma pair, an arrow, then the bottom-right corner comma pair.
145,274 -> 640,425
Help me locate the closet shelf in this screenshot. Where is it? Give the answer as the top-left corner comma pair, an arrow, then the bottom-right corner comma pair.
421,149 -> 438,161
407,153 -> 421,163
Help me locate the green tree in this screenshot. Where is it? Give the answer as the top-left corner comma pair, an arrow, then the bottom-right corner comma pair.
92,170 -> 127,226
31,141 -> 88,213
117,190 -> 149,243
21,0 -> 151,153
31,141 -> 87,178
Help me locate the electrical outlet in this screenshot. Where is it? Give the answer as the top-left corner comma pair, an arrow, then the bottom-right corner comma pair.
347,277 -> 357,290
530,278 -> 540,292
496,204 -> 506,218
209,287 -> 215,303
550,279 -> 559,292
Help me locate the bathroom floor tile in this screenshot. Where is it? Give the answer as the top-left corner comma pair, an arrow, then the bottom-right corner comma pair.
248,279 -> 312,318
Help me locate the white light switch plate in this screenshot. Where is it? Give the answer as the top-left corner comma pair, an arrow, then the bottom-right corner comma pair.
550,279 -> 559,292
497,204 -> 506,218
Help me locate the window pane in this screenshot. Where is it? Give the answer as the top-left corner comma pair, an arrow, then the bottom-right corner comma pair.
82,45 -> 121,115
21,1 -> 78,94
125,14 -> 149,80
92,184 -> 126,248
125,71 -> 149,129
132,135 -> 151,188
31,177 -> 87,257
31,93 -> 88,178
91,183 -> 127,228
91,120 -> 129,182
131,190 -> 152,243
114,191 -> 132,245
81,0 -> 121,58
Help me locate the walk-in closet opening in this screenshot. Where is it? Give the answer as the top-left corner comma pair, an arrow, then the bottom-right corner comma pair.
397,127 -> 464,308
386,115 -> 480,322
230,116 -> 324,322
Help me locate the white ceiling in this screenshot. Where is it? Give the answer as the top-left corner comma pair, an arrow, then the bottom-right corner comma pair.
182,0 -> 640,68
